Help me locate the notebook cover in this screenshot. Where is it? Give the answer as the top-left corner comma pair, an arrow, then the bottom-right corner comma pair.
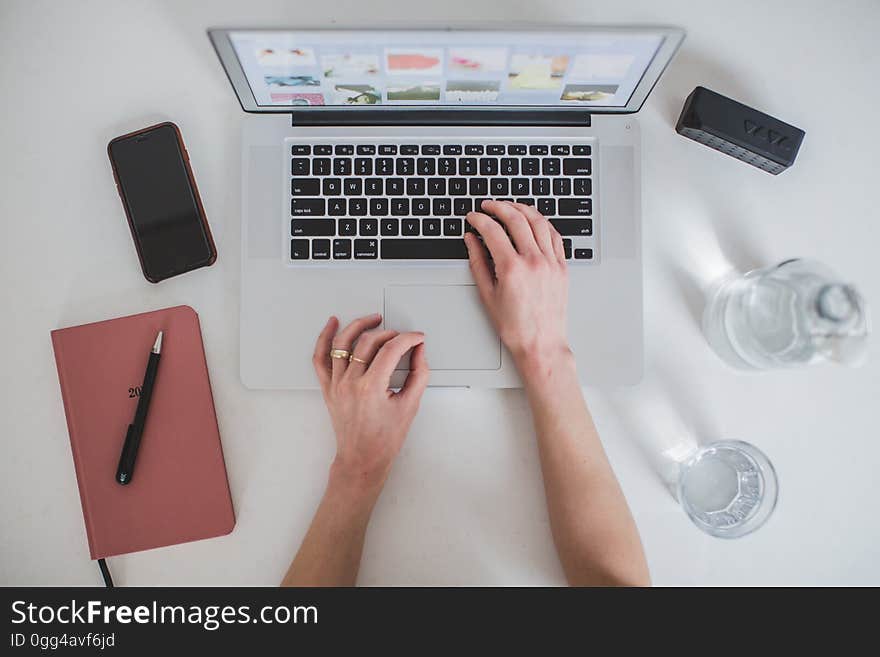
51,305 -> 235,559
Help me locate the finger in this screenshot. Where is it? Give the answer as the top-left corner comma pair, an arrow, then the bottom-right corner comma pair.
465,208 -> 516,267
484,200 -> 539,255
366,331 -> 426,388
550,223 -> 566,265
513,202 -> 554,257
393,342 -> 430,408
464,232 -> 495,306
331,313 -> 382,382
344,329 -> 398,380
311,316 -> 338,394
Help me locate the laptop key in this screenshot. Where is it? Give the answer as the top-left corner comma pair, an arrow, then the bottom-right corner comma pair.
349,198 -> 368,216
376,158 -> 394,175
490,178 -> 509,195
433,198 -> 451,215
487,145 -> 505,155
359,218 -> 378,236
312,158 -> 331,176
459,158 -> 477,175
573,145 -> 592,155
508,145 -> 527,155
381,238 -> 468,259
449,178 -> 467,196
454,198 -> 473,215
381,218 -> 400,236
550,219 -> 593,236
532,178 -> 551,196
369,198 -> 389,216
291,198 -> 326,216
479,158 -> 499,175
292,178 -> 320,196
402,218 -> 420,236
322,178 -> 342,195
574,248 -> 594,260
469,178 -> 489,195
328,198 -> 346,215
516,198 -> 535,207
563,158 -> 591,176
290,239 -> 309,260
333,158 -> 352,176
355,158 -> 373,175
292,145 -> 311,155
427,178 -> 446,195
339,218 -> 357,236
444,218 -> 463,236
311,239 -> 331,259
314,145 -> 332,155
291,158 -> 310,176
422,145 -> 441,155
401,145 -> 419,155
563,239 -> 572,259
522,158 -> 540,175
417,158 -> 436,175
364,178 -> 383,195
443,145 -> 463,155
391,198 -> 409,215
344,179 -> 362,195
558,199 -> 592,216
412,198 -> 431,215
423,218 -> 442,236
335,145 -> 354,155
379,145 -> 397,155
333,238 -> 352,259
291,218 -> 335,236
354,239 -> 378,258
538,198 -> 556,216
438,158 -> 456,175
553,178 -> 572,195
551,145 -> 570,155
356,145 -> 376,155
573,178 -> 592,196
511,178 -> 529,195
500,158 -> 519,176
387,178 -> 404,195
529,145 -> 549,155
542,158 -> 561,175
465,145 -> 484,155
396,158 -> 415,176
406,178 -> 426,195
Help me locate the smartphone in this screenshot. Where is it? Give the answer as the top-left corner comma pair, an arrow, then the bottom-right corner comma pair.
108,122 -> 216,283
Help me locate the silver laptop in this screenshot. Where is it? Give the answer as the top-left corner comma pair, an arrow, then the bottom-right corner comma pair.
208,26 -> 684,389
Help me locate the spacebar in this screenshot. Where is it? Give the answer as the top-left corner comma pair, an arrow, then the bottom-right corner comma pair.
381,239 -> 468,259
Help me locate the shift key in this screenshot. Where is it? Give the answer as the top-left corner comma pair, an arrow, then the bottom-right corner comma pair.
550,219 -> 592,236
558,198 -> 592,216
291,198 -> 326,216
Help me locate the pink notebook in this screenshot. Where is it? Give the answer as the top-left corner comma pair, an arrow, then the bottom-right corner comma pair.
51,305 -> 235,559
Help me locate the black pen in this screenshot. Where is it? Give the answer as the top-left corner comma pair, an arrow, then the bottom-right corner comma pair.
116,331 -> 163,485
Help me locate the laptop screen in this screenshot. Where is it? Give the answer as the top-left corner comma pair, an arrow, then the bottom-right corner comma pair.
219,29 -> 673,111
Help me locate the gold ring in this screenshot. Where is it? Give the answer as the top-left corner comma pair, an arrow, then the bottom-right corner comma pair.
329,348 -> 351,360
349,355 -> 369,364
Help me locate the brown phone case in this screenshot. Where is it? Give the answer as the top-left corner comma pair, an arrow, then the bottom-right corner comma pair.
107,122 -> 217,283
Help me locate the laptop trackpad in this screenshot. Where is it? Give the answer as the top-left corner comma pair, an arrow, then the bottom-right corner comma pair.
384,285 -> 501,371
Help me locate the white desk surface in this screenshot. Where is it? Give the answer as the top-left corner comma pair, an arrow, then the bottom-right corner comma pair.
2,0 -> 878,586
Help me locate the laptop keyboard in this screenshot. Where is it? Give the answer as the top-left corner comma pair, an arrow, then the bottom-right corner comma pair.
288,140 -> 595,263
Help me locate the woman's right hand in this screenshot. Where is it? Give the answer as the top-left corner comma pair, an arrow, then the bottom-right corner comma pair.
464,200 -> 572,373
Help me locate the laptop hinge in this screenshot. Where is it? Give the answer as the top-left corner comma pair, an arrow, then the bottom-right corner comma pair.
291,109 -> 591,127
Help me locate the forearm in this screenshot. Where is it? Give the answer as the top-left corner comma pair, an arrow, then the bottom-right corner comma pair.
517,348 -> 650,586
281,465 -> 382,587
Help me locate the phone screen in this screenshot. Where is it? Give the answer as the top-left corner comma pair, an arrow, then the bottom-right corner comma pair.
109,124 -> 213,281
